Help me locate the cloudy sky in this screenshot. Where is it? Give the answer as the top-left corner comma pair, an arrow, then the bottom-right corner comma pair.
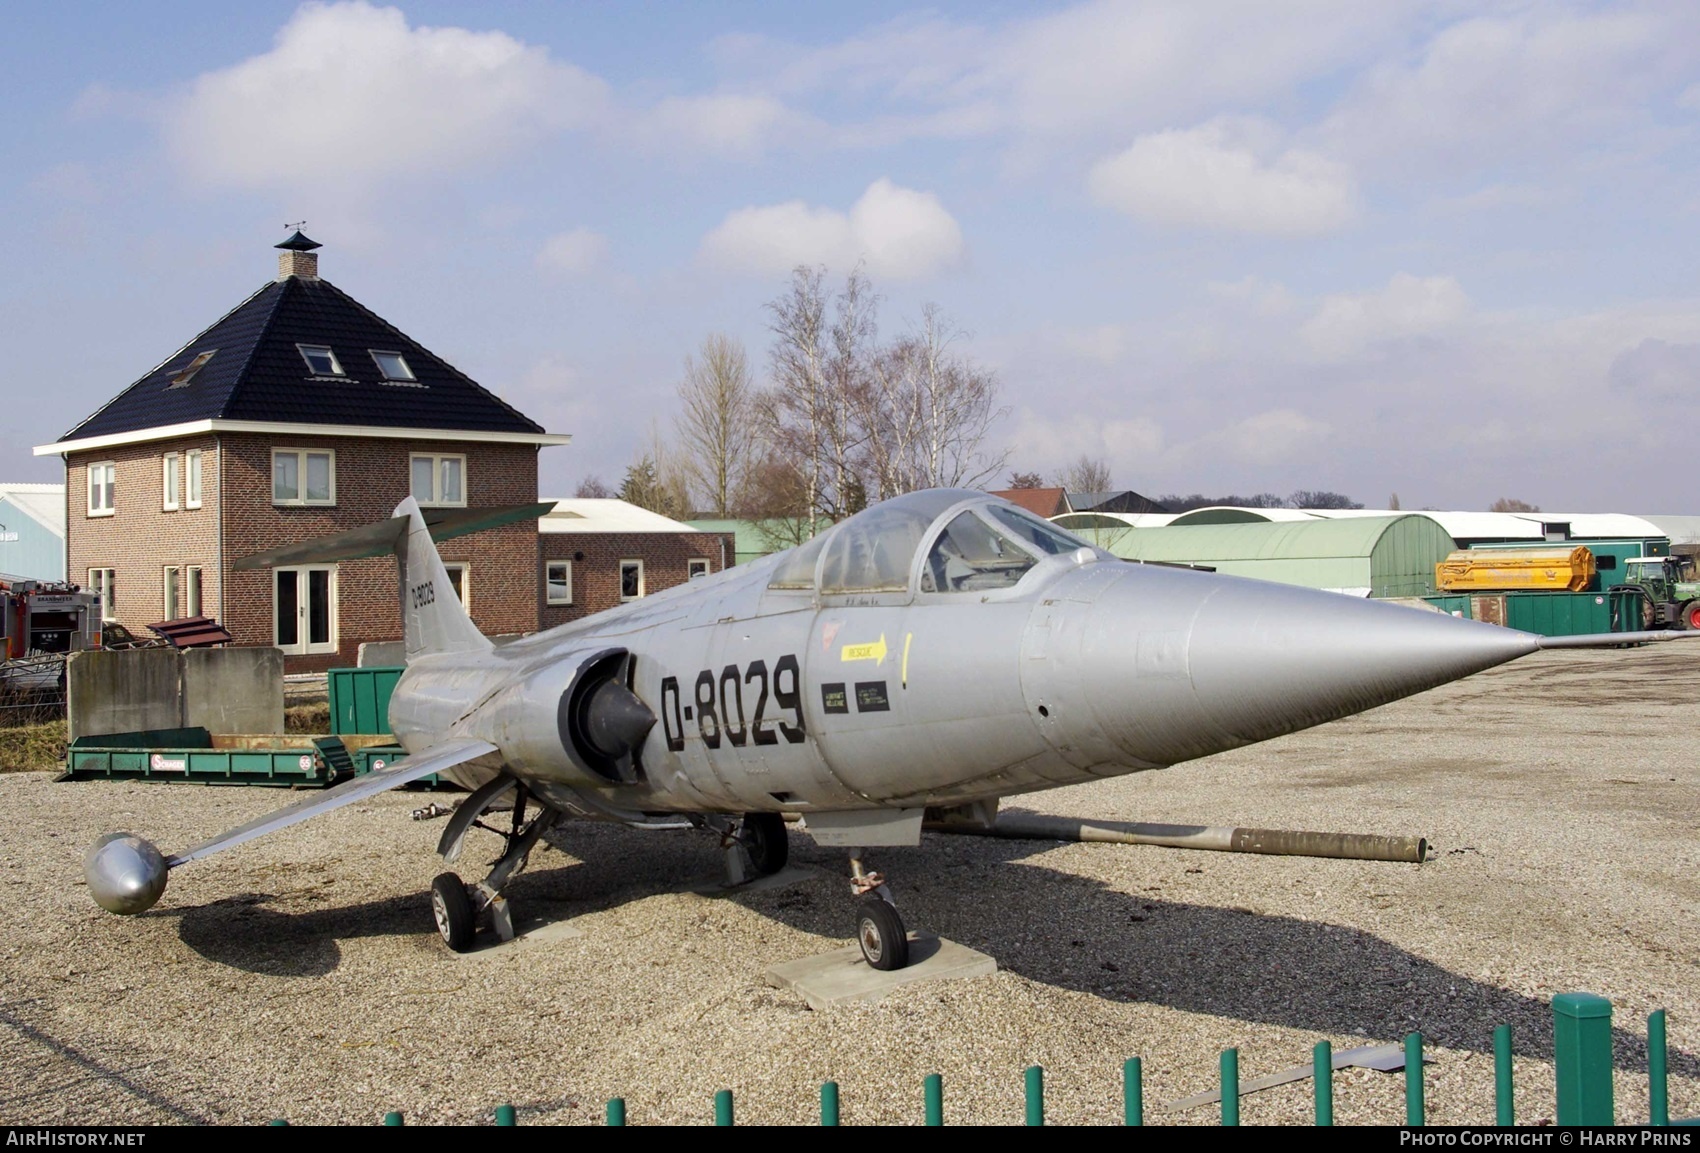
6,1 -> 1700,511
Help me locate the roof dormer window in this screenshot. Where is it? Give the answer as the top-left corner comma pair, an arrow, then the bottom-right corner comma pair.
298,344 -> 345,378
370,350 -> 417,384
168,349 -> 217,388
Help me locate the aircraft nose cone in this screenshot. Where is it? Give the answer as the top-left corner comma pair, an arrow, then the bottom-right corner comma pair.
1185,579 -> 1538,746
84,833 -> 169,914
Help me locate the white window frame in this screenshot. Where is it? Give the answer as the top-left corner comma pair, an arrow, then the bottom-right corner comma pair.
619,559 -> 645,602
271,448 -> 337,507
273,564 -> 339,655
162,453 -> 179,511
163,566 -> 180,621
87,461 -> 115,517
544,560 -> 573,605
410,452 -> 467,508
185,449 -> 202,509
88,568 -> 117,622
369,349 -> 418,384
296,343 -> 345,378
688,558 -> 711,580
441,562 -> 469,610
184,565 -> 202,618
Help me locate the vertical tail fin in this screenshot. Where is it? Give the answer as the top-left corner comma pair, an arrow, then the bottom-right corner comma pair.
392,497 -> 491,660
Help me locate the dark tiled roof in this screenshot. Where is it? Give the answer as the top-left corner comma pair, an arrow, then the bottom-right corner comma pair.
61,277 -> 546,442
990,487 -> 1070,518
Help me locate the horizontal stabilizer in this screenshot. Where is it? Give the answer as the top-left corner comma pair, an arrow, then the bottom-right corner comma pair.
168,737 -> 497,866
233,502 -> 556,570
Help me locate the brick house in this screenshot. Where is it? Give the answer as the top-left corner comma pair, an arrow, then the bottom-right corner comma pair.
36,234 -> 570,671
538,499 -> 734,631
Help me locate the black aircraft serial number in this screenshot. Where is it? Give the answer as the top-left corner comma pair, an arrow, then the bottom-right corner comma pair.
660,655 -> 805,752
409,580 -> 435,608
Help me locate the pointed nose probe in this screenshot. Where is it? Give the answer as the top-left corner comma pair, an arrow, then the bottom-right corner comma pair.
1057,569 -> 1542,766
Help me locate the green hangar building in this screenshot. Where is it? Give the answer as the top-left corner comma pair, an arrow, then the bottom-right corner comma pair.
1055,514 -> 1457,599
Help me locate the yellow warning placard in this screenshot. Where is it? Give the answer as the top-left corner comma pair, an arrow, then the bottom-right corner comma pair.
840,634 -> 888,664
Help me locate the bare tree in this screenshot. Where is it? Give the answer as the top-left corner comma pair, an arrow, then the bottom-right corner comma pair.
573,474 -> 613,499
674,334 -> 755,517
1056,454 -> 1113,494
1489,497 -> 1541,513
860,305 -> 1010,499
619,426 -> 690,520
1388,492 -> 1401,510
1289,490 -> 1363,510
1007,470 -> 1045,489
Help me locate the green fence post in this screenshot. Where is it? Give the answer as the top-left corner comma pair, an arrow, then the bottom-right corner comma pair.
1314,1041 -> 1333,1126
1495,1025 -> 1514,1126
714,1089 -> 734,1126
1554,993 -> 1614,1126
924,1073 -> 943,1126
1650,1010 -> 1669,1127
383,1111 -> 403,1126
1025,1065 -> 1044,1126
494,1104 -> 516,1126
1221,1048 -> 1240,1126
606,1099 -> 626,1127
821,1082 -> 839,1127
1405,1033 -> 1425,1126
1123,1058 -> 1143,1126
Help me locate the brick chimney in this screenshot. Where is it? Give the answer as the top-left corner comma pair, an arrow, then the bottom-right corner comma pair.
274,230 -> 321,280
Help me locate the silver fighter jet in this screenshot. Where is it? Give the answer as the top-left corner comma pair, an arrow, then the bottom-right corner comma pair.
84,489 -> 1693,969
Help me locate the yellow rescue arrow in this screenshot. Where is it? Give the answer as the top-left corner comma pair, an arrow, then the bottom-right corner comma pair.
840,634 -> 888,665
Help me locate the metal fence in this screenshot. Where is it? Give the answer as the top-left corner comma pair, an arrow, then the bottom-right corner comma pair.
267,993 -> 1687,1126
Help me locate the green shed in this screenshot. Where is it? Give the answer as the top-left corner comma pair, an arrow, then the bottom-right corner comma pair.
1099,515 -> 1455,598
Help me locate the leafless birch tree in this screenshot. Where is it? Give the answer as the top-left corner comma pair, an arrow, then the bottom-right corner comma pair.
674,334 -> 755,517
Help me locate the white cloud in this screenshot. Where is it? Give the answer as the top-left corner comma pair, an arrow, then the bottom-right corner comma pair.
1321,8 -> 1700,171
165,2 -> 607,188
634,94 -> 807,156
1177,409 -> 1333,468
1088,120 -> 1358,235
699,178 -> 964,280
536,228 -> 608,276
1300,273 -> 1471,362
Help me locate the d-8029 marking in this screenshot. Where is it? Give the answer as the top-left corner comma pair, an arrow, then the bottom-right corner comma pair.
660,655 -> 806,753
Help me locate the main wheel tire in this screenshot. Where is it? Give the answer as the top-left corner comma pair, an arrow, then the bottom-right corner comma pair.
855,897 -> 909,971
740,812 -> 789,876
431,872 -> 476,953
1684,602 -> 1700,631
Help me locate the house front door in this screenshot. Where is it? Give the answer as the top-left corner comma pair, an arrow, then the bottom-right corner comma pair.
274,565 -> 337,655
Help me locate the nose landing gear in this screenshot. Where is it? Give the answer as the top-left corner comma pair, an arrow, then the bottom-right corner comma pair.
850,850 -> 908,971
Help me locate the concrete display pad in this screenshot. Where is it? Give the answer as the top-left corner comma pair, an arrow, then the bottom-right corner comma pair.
765,933 -> 997,1009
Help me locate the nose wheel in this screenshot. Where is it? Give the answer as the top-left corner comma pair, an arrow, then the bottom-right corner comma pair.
856,896 -> 909,970
849,849 -> 909,970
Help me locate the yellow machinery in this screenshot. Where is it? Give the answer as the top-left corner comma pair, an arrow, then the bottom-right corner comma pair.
1434,546 -> 1596,593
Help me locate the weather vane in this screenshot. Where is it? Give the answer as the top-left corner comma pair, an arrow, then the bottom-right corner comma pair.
284,220 -> 307,232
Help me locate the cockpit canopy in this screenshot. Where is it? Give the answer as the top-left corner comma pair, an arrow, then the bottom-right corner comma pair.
767,489 -> 1095,598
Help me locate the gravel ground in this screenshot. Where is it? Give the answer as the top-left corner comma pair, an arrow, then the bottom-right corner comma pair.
2,645 -> 1697,1126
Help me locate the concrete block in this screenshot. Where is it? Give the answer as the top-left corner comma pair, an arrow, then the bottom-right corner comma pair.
691,864 -> 819,897
66,648 -> 183,741
765,933 -> 997,1010
357,641 -> 406,668
183,647 -> 284,734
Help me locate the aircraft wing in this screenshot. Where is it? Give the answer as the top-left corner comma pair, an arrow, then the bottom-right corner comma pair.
167,737 -> 496,866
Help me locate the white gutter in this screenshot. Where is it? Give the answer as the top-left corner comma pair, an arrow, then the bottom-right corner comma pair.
35,419 -> 572,456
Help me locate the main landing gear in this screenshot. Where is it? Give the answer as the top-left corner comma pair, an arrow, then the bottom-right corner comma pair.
849,850 -> 908,971
429,774 -> 559,953
704,811 -> 791,886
